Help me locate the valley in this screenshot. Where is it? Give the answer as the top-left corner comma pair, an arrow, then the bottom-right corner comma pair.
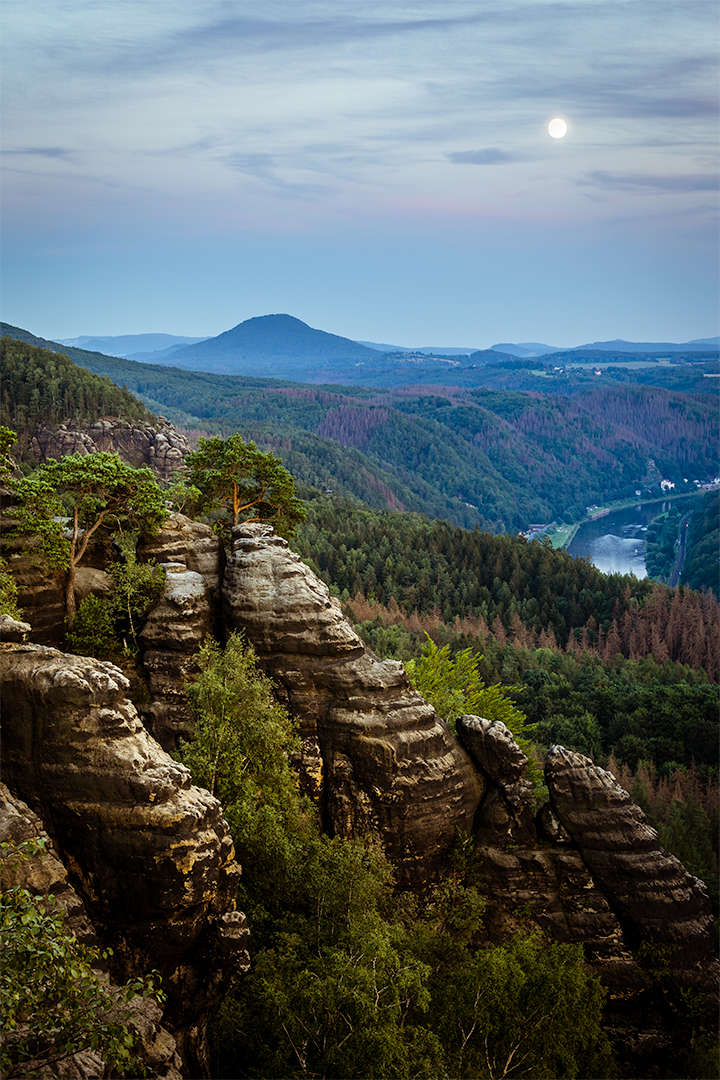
1,328 -> 718,1080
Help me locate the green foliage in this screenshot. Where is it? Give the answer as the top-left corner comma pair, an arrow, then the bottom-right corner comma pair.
419,928 -> 614,1080
405,636 -> 544,798
681,490 -> 719,598
645,509 -> 682,581
404,636 -> 526,735
65,593 -> 118,658
657,798 -> 718,912
0,840 -> 162,1080
164,475 -> 202,516
108,535 -> 165,649
0,336 -> 156,451
9,452 -> 168,622
177,634 -> 610,1079
0,424 -> 17,481
0,557 -> 22,620
186,433 -> 306,539
64,539 -> 165,658
178,634 -> 300,803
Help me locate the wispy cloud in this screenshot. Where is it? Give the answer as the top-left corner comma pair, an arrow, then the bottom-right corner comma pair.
447,149 -> 521,165
580,171 -> 719,193
220,152 -> 334,199
2,147 -> 73,159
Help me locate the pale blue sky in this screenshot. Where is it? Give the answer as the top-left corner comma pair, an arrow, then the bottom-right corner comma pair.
1,1 -> 717,346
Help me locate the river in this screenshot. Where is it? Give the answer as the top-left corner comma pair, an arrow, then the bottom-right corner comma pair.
566,500 -> 677,579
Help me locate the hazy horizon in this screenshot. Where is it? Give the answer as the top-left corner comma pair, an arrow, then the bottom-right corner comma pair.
47,319 -> 719,357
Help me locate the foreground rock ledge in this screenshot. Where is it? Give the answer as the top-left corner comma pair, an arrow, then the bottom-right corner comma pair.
223,522 -> 485,887
0,643 -> 249,1079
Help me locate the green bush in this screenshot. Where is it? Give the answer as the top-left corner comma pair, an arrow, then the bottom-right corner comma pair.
0,557 -> 22,620
65,594 -> 118,658
0,839 -> 162,1079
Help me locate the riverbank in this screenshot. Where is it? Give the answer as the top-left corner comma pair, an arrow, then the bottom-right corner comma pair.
545,489 -> 710,552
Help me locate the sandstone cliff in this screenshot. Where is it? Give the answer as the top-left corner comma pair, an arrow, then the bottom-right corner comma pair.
457,715 -> 718,1077
222,522 -> 485,887
0,643 -> 250,1078
27,418 -> 190,482
136,514 -> 225,750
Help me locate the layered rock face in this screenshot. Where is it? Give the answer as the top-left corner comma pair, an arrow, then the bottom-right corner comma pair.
544,745 -> 714,963
139,564 -> 213,749
223,523 -> 484,886
458,715 -> 630,967
458,717 -> 717,1076
138,514 -> 225,603
26,418 -> 190,482
0,644 -> 250,1078
0,784 -> 183,1079
137,515 -> 225,750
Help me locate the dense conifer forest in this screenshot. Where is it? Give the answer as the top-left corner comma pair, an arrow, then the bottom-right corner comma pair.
293,492 -> 718,672
0,337 -> 157,454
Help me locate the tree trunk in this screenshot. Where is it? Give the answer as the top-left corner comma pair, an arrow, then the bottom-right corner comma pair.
65,562 -> 77,625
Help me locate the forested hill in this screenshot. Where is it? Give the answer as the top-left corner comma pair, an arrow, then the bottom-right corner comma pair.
1,323 -> 717,533
0,336 -> 157,450
293,491 -> 719,676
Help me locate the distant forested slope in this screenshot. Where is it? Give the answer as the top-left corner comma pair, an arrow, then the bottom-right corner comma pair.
681,491 -> 720,597
293,492 -> 718,674
0,336 -> 156,451
1,324 -> 717,532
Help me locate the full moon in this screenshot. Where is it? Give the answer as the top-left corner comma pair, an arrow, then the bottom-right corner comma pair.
548,117 -> 567,138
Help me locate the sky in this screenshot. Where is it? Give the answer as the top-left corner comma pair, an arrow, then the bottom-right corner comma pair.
1,0 -> 718,347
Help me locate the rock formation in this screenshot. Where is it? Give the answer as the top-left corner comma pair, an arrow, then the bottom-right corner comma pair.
139,563 -> 213,749
0,643 -> 250,1078
136,514 -> 225,750
457,715 -> 631,966
0,784 -> 183,1079
222,522 -> 484,887
137,513 -> 225,603
457,716 -> 718,1077
544,745 -> 714,962
27,418 -> 190,482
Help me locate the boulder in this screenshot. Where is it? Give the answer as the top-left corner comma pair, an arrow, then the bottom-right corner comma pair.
73,566 -> 113,604
0,643 -> 249,1078
0,613 -> 31,642
222,523 -> 484,887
